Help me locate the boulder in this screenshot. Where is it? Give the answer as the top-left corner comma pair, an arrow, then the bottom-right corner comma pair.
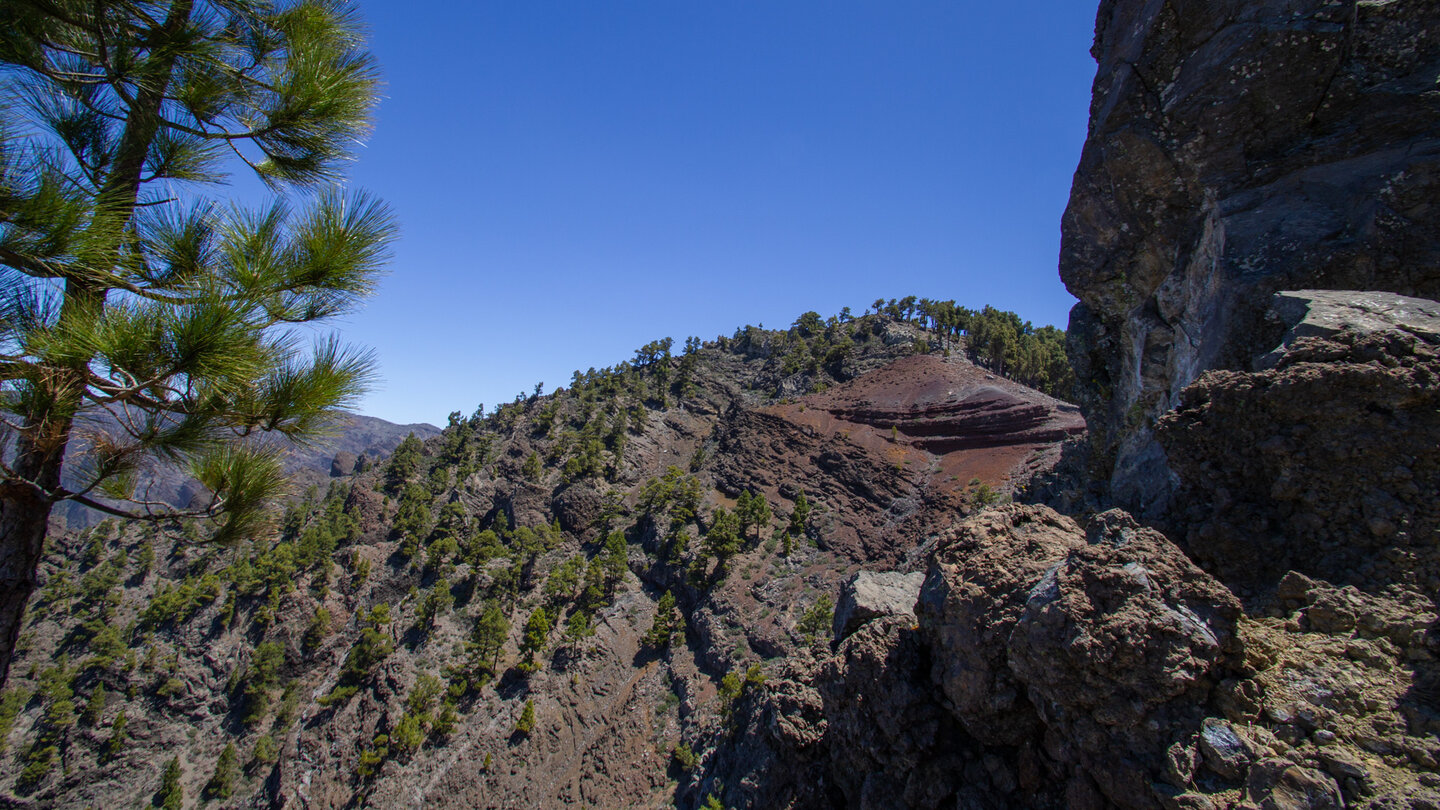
1158,292 -> 1440,587
330,450 -> 357,477
551,483 -> 604,535
1005,509 -> 1244,808
832,570 -> 924,642
915,504 -> 1084,746
1243,760 -> 1344,810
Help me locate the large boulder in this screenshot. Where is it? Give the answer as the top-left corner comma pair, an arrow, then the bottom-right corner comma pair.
1006,510 -> 1244,808
1158,291 -> 1440,587
832,571 -> 924,642
1060,0 -> 1440,515
551,483 -> 604,535
916,505 -> 1084,746
919,505 -> 1243,809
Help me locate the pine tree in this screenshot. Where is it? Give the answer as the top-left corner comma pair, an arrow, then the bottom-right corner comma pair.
523,450 -> 544,482
703,508 -> 742,574
204,742 -> 239,800
787,491 -> 810,541
643,591 -> 680,648
514,699 -> 536,734
104,708 -> 127,760
518,607 -> 550,673
83,686 -> 106,726
601,531 -> 629,593
383,434 -> 425,494
157,756 -> 183,810
0,0 -> 393,686
736,491 -> 772,546
750,494 -> 772,545
468,601 -> 509,682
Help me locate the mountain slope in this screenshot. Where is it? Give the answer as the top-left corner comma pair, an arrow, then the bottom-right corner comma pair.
0,310 -> 1080,809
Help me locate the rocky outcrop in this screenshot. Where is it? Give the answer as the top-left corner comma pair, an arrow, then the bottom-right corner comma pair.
714,494 -> 1440,809
919,505 -> 1245,809
916,506 -> 1084,747
703,505 -> 1252,810
1259,290 -> 1440,368
1061,0 -> 1440,515
1158,291 -> 1440,589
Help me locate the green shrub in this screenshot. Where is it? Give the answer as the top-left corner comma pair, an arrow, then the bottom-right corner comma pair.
796,595 -> 833,643
389,712 -> 425,757
431,699 -> 458,738
0,687 -> 29,753
275,681 -> 301,728
251,734 -> 279,767
336,604 -> 393,688
717,672 -> 742,717
355,734 -> 388,779
303,607 -> 332,652
672,742 -> 699,772
17,744 -> 56,792
318,685 -> 358,707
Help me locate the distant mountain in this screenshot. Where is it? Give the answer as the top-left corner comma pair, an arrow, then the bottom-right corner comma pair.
53,412 -> 440,530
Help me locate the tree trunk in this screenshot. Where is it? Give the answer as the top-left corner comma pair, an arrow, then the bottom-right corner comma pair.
0,0 -> 197,688
0,438 -> 65,688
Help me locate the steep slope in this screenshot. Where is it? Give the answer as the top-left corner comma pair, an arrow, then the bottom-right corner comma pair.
0,310 -> 1080,809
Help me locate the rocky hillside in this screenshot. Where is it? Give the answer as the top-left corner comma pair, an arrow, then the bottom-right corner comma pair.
0,310 -> 1080,809
619,287 -> 1436,810
5,1 -> 1440,808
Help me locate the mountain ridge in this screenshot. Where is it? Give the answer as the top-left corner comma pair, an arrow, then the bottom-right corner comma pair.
0,308 -> 1079,809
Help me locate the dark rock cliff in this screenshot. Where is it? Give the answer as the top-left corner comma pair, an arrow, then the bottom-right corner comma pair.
1060,0 -> 1440,515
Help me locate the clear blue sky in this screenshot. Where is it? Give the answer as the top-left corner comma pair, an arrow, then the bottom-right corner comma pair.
299,1 -> 1101,426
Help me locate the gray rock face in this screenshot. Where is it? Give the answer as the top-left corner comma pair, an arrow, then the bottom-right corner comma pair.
1060,0 -> 1440,516
1258,289 -> 1440,367
832,571 -> 924,642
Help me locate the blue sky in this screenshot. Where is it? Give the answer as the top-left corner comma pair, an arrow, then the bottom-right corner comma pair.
297,1 -> 1101,426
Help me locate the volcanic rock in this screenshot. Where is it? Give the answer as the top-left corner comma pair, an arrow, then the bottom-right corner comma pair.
831,571 -> 924,642
1061,0 -> 1440,515
1158,291 -> 1440,587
